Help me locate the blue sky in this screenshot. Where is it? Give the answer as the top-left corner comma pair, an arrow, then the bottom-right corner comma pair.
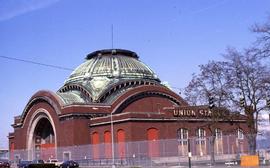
0,0 -> 270,148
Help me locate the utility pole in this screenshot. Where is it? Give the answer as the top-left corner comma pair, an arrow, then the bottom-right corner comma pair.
111,112 -> 115,168
208,95 -> 215,165
188,139 -> 191,168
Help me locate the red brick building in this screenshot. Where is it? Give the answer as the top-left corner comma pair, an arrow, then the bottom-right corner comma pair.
9,49 -> 248,161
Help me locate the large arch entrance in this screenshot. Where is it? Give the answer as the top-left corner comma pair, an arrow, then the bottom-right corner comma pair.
33,118 -> 55,160
27,110 -> 57,160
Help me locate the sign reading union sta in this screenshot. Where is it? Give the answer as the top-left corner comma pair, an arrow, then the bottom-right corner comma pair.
169,106 -> 212,117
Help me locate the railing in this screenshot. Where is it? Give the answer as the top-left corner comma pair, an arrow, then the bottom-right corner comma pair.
9,134 -> 270,167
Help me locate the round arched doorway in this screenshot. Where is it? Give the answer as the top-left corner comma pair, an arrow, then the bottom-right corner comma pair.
27,110 -> 57,160
33,118 -> 55,160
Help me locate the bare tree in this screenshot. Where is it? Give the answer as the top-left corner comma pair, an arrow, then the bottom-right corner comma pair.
251,16 -> 270,58
184,61 -> 231,107
207,107 -> 233,165
184,61 -> 233,164
223,48 -> 270,154
185,47 -> 270,155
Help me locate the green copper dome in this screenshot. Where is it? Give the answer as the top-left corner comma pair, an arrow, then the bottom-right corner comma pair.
65,49 -> 159,83
57,49 -> 160,104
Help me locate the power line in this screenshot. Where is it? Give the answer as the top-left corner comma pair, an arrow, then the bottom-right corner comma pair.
0,55 -> 184,93
191,0 -> 230,15
0,55 -> 73,71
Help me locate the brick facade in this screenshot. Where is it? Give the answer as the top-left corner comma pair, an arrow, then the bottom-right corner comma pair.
8,49 -> 249,160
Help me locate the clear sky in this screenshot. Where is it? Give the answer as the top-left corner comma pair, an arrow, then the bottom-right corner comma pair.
0,0 -> 270,148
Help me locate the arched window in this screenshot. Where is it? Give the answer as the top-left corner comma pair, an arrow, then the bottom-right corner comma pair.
196,128 -> 206,143
10,142 -> 15,151
148,128 -> 159,141
236,129 -> 244,153
10,142 -> 15,160
215,128 -> 222,139
91,132 -> 99,159
195,128 -> 206,156
237,129 -> 244,139
147,128 -> 159,157
104,131 -> 112,159
215,128 -> 223,154
177,128 -> 188,144
117,129 -> 126,158
177,128 -> 188,156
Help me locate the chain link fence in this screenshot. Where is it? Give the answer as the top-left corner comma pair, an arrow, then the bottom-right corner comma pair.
9,134 -> 270,167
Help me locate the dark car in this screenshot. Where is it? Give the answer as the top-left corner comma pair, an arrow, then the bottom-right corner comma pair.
0,160 -> 10,168
17,160 -> 32,168
59,160 -> 79,168
31,160 -> 44,164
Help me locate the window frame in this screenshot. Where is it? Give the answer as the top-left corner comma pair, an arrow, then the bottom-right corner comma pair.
237,129 -> 244,140
215,128 -> 222,139
177,128 -> 188,145
196,128 -> 206,145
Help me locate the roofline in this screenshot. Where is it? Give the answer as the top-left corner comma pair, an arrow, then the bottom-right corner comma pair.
89,117 -> 247,127
86,49 -> 138,59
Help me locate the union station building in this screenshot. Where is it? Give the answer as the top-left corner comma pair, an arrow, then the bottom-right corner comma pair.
9,49 -> 249,162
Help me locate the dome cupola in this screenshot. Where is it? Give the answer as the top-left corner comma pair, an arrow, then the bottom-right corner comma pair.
65,49 -> 159,84
57,49 -> 160,104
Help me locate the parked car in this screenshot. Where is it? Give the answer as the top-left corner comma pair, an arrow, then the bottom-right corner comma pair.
0,160 -> 10,168
46,159 -> 62,167
59,160 -> 79,168
17,160 -> 32,168
31,160 -> 44,164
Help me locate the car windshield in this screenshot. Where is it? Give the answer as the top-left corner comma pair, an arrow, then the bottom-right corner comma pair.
33,160 -> 44,164
20,161 -> 31,164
